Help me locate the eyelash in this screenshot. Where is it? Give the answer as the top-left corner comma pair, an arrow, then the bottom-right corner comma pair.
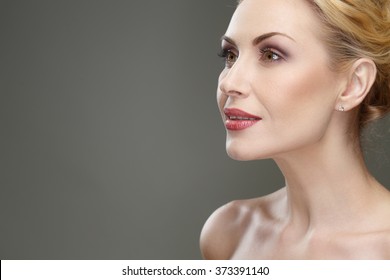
217,49 -> 237,67
218,47 -> 284,68
259,48 -> 283,62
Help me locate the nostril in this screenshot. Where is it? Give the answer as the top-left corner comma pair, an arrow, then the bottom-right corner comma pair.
218,68 -> 249,98
220,83 -> 244,97
219,80 -> 243,96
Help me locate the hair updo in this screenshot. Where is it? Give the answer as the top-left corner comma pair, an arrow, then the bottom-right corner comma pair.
237,0 -> 390,130
307,0 -> 390,130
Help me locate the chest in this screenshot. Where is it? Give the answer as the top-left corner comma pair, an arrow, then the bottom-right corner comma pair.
230,227 -> 389,259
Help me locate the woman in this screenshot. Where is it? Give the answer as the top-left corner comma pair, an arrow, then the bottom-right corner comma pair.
200,0 -> 390,259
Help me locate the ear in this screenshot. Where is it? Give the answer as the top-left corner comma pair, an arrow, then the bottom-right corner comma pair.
336,58 -> 377,111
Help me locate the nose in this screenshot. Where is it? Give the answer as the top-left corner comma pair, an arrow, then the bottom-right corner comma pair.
218,59 -> 250,98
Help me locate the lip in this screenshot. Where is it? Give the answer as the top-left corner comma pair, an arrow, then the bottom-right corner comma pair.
223,108 -> 262,131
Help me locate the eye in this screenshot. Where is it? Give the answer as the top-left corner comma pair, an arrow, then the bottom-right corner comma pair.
259,48 -> 283,63
218,48 -> 238,68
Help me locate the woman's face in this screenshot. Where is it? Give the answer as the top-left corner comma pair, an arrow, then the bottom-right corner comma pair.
217,0 -> 345,160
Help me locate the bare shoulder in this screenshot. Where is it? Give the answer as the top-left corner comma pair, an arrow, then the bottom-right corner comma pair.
200,200 -> 250,259
380,229 -> 390,258
200,188 -> 286,260
356,187 -> 390,259
379,191 -> 390,258
353,226 -> 390,259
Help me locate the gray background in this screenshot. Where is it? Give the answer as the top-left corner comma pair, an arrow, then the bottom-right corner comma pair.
1,0 -> 389,259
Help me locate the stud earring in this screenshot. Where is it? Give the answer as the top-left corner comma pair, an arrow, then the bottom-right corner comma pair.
338,105 -> 345,112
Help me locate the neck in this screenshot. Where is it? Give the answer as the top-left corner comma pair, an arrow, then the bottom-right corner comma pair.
273,130 -> 381,233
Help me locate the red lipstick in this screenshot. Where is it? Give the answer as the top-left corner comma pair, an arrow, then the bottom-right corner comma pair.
224,108 -> 262,131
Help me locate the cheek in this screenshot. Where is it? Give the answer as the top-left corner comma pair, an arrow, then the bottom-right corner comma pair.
265,66 -> 337,121
257,65 -> 339,151
221,58 -> 340,160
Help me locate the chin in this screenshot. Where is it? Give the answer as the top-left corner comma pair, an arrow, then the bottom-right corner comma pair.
226,143 -> 265,161
227,150 -> 251,161
226,137 -> 285,161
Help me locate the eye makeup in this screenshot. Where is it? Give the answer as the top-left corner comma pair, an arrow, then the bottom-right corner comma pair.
259,47 -> 283,63
218,47 -> 238,68
218,34 -> 292,67
218,41 -> 239,68
256,39 -> 290,61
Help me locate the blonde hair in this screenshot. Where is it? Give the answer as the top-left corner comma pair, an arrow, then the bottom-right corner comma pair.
237,0 -> 390,130
307,0 -> 390,129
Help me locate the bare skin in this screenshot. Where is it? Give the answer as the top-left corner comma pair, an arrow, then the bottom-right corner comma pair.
201,187 -> 390,259
200,0 -> 390,259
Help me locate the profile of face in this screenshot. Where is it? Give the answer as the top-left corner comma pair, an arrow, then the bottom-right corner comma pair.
217,0 -> 347,161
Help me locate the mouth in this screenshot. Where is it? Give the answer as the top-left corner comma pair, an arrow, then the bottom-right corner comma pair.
224,108 -> 262,131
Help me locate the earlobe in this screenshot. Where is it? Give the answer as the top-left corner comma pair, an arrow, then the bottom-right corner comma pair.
336,59 -> 377,111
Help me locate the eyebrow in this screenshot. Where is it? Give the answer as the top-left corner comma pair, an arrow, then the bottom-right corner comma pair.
221,32 -> 295,46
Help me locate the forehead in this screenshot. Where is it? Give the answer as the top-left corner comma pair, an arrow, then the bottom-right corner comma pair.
225,0 -> 322,44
